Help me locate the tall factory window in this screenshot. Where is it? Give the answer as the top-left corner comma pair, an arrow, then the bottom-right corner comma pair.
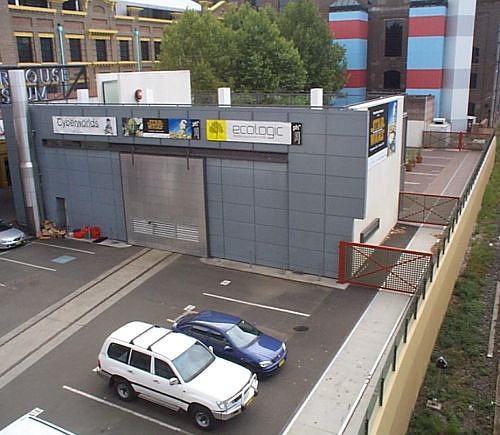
384,70 -> 401,90
16,36 -> 34,63
40,37 -> 55,62
385,20 -> 403,57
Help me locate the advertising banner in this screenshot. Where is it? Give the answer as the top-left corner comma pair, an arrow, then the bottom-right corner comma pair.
52,116 -> 117,136
387,100 -> 398,155
206,119 -> 302,145
122,117 -> 200,140
368,104 -> 388,168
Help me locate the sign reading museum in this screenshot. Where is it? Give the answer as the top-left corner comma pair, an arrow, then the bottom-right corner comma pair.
207,120 -> 302,145
52,116 -> 117,136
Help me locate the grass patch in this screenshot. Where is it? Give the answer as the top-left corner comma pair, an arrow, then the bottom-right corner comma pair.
408,137 -> 499,434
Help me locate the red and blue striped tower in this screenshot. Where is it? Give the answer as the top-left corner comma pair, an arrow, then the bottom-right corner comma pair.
406,0 -> 447,116
329,0 -> 368,105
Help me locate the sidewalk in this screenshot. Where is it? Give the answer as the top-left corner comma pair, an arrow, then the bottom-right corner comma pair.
281,222 -> 433,434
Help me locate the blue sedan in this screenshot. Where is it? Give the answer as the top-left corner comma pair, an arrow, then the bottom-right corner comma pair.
172,310 -> 287,377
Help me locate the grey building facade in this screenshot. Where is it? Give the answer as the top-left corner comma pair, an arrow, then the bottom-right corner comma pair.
4,103 -> 378,278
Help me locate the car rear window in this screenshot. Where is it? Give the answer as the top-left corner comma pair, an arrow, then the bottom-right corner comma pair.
107,343 -> 130,363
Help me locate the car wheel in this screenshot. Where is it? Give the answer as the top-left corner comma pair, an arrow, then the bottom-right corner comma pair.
113,378 -> 136,402
190,405 -> 214,431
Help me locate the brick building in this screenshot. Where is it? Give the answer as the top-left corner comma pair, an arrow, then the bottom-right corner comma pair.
0,0 -> 202,97
328,0 -> 499,129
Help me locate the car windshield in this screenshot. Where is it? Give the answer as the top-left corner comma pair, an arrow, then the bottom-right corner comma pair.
172,342 -> 215,382
226,320 -> 261,348
0,222 -> 11,231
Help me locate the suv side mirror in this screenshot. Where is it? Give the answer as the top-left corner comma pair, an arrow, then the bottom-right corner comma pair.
169,377 -> 179,385
224,345 -> 233,352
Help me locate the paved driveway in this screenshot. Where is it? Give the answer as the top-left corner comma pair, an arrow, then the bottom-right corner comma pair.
0,243 -> 375,434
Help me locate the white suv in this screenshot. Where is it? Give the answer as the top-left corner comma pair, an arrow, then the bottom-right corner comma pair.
95,321 -> 258,431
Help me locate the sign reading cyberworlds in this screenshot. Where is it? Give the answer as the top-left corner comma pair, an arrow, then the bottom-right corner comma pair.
1,67 -> 71,104
52,116 -> 117,136
206,120 -> 302,145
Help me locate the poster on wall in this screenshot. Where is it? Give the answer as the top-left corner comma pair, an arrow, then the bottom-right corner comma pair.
206,119 -> 302,145
368,104 -> 388,168
122,117 -> 200,140
52,116 -> 117,136
386,100 -> 398,155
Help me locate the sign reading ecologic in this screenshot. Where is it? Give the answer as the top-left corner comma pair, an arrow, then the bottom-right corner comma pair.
52,116 -> 117,136
122,117 -> 200,140
206,119 -> 302,145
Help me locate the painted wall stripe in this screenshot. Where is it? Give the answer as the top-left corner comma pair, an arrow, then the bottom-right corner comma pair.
337,39 -> 367,70
407,37 -> 445,69
409,6 -> 447,18
328,11 -> 368,22
406,69 -> 443,89
329,20 -> 368,39
408,16 -> 446,37
345,70 -> 367,88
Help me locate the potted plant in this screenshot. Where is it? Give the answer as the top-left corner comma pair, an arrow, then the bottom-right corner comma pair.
405,149 -> 415,172
415,148 -> 423,163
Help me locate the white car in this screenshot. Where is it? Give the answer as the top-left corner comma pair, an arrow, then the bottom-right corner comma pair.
0,220 -> 27,249
0,408 -> 75,434
95,321 -> 258,431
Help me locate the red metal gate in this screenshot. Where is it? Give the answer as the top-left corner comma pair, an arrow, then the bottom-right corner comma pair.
338,241 -> 433,294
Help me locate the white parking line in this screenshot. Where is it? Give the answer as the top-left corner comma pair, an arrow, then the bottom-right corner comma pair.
407,172 -> 435,176
202,292 -> 310,317
62,385 -> 194,434
32,241 -> 96,254
0,257 -> 56,271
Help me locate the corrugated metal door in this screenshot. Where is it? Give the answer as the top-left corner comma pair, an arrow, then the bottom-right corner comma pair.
121,154 -> 207,256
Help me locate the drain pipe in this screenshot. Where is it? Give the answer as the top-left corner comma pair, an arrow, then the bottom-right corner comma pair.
8,69 -> 41,236
133,28 -> 141,72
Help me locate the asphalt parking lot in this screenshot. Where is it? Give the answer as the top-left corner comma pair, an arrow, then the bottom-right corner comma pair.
0,240 -> 375,434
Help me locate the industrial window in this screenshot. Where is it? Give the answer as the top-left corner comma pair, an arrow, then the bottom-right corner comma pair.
16,36 -> 34,63
138,8 -> 172,20
9,0 -> 48,6
95,39 -> 107,61
141,40 -> 150,61
69,39 -> 82,62
385,20 -> 403,57
384,70 -> 401,90
469,73 -> 477,89
62,0 -> 80,10
119,40 -> 130,61
40,37 -> 55,62
154,41 -> 161,60
472,47 -> 479,64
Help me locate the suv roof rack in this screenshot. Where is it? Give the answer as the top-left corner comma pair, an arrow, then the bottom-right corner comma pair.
147,330 -> 172,351
129,324 -> 158,345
